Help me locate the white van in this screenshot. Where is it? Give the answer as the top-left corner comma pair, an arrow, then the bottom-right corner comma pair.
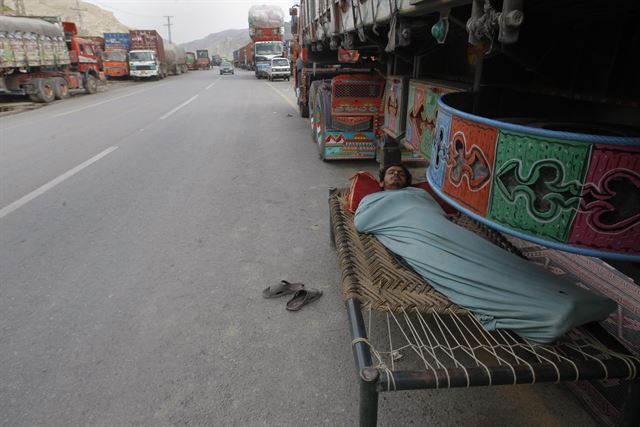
267,57 -> 291,81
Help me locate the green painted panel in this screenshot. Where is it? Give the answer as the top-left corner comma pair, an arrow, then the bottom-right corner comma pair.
488,130 -> 591,242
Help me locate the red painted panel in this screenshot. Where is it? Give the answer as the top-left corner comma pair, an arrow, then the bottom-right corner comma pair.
569,144 -> 640,253
441,116 -> 498,216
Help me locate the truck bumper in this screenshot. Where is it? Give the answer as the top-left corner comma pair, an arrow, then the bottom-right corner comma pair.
270,72 -> 290,79
130,70 -> 158,78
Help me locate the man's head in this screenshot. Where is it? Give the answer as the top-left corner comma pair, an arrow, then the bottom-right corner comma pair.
379,163 -> 412,190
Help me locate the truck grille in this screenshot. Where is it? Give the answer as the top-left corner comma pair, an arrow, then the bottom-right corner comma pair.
334,84 -> 381,98
331,117 -> 372,132
134,65 -> 154,70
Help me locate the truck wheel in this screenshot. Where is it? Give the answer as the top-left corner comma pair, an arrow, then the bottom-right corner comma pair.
299,101 -> 309,118
317,86 -> 332,161
53,77 -> 69,100
84,74 -> 98,94
31,78 -> 55,103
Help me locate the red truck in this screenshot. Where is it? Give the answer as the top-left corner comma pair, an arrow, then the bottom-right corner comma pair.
195,49 -> 211,70
0,16 -> 103,102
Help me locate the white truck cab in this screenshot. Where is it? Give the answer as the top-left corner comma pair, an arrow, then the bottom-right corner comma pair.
267,57 -> 290,81
129,50 -> 163,79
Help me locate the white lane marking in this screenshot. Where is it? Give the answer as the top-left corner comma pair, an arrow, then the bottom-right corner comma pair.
52,83 -> 169,118
0,146 -> 118,220
160,94 -> 199,120
266,82 -> 298,111
205,78 -> 221,90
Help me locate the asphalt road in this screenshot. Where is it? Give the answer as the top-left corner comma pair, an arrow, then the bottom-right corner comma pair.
0,69 -> 598,426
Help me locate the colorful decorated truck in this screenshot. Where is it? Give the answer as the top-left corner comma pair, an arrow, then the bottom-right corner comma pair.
186,51 -> 196,70
103,33 -> 130,78
249,5 -> 285,78
293,0 -> 639,261
308,73 -> 384,160
0,16 -> 103,102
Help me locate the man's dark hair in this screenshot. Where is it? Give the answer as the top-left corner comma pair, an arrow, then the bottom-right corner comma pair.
379,163 -> 412,186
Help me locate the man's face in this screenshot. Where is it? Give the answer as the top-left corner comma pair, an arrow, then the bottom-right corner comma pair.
382,166 -> 408,190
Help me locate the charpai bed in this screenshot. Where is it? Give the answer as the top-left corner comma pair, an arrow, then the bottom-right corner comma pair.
328,187 -> 640,427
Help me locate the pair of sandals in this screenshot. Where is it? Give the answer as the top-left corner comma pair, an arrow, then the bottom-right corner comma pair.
262,280 -> 323,311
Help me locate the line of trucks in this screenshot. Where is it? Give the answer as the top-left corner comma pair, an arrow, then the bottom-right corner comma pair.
290,0 -> 639,163
0,15 -> 216,103
233,5 -> 289,79
290,0 -> 639,264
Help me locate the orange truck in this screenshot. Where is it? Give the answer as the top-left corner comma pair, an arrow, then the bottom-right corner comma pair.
103,33 -> 130,78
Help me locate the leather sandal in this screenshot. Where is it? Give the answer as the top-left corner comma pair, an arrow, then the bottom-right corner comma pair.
262,280 -> 305,299
286,288 -> 323,311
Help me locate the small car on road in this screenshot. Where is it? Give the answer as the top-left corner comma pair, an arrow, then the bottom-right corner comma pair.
219,61 -> 234,75
267,57 -> 290,81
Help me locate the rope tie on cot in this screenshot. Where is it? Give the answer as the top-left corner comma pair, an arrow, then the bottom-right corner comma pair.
351,337 -> 397,391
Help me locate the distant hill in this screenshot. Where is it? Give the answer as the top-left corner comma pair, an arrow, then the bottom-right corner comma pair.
181,29 -> 250,60
181,22 -> 292,60
3,0 -> 129,35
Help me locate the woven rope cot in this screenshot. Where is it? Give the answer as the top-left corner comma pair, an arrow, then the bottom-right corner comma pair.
329,188 -> 640,395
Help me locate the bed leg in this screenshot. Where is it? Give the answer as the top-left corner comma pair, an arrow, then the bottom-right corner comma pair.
359,367 -> 379,427
617,379 -> 640,427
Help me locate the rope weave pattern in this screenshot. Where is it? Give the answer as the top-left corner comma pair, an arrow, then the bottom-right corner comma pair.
330,188 -> 640,387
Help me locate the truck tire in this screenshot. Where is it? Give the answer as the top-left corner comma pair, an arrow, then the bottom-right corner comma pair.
53,77 -> 69,100
316,84 -> 333,161
84,74 -> 98,94
299,101 -> 309,118
30,78 -> 55,103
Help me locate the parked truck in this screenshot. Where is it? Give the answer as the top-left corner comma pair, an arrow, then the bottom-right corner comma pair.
249,5 -> 285,78
238,42 -> 254,70
195,49 -> 211,70
0,16 -> 103,103
103,32 -> 130,78
186,51 -> 196,70
164,42 -> 187,75
129,30 -> 166,80
292,1 -> 639,163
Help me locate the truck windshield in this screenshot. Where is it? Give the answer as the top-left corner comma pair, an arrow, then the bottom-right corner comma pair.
272,59 -> 288,66
104,52 -> 127,61
255,42 -> 282,56
130,52 -> 154,61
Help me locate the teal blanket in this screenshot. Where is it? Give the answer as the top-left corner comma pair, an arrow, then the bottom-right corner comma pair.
354,187 -> 616,343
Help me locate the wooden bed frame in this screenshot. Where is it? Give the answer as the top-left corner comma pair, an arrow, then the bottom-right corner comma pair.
328,188 -> 640,427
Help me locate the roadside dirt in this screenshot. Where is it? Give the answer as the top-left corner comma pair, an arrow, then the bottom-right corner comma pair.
0,79 -> 137,118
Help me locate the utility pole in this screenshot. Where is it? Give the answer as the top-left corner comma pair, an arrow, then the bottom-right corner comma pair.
71,0 -> 86,29
14,0 -> 26,15
164,15 -> 174,43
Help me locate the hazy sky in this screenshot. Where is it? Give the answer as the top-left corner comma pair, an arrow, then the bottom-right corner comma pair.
84,0 -> 294,44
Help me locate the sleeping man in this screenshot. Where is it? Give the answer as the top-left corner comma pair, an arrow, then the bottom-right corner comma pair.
354,163 -> 615,343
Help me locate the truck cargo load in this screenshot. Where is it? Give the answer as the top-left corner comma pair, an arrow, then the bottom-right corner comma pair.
248,5 -> 284,30
0,16 -> 103,102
